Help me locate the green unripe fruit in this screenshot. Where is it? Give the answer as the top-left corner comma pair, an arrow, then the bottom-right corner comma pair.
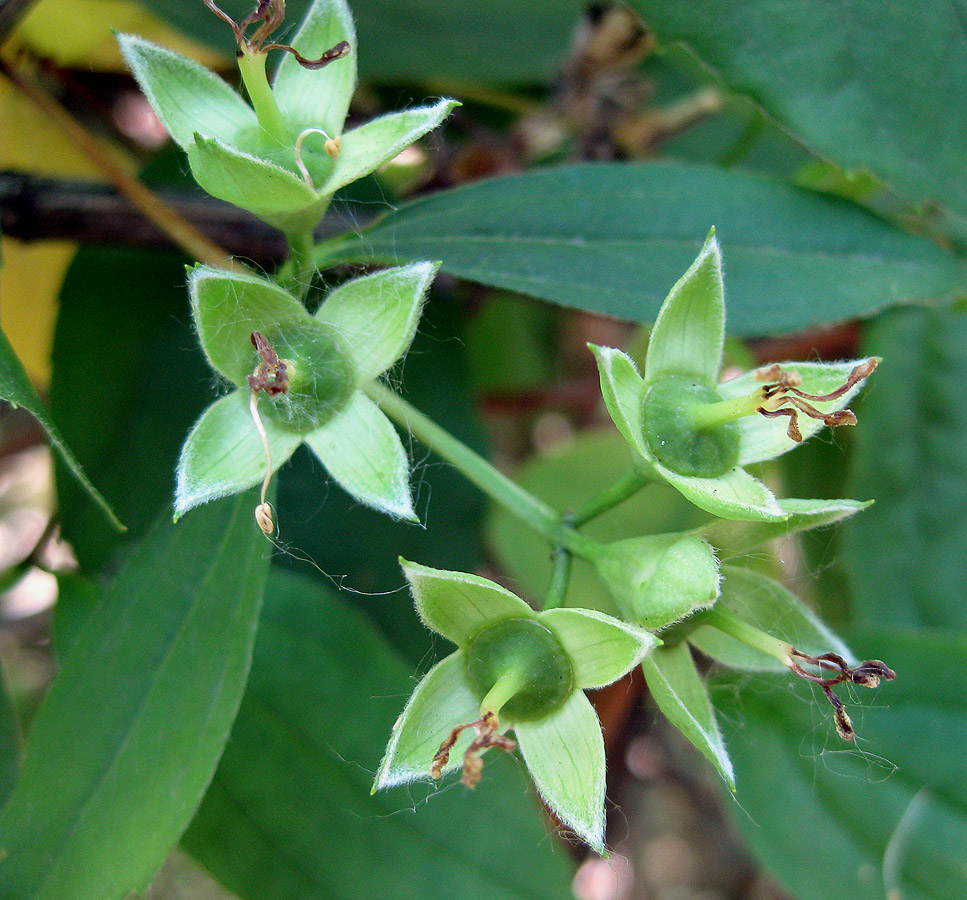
262,320 -> 355,430
643,377 -> 740,477
466,618 -> 573,721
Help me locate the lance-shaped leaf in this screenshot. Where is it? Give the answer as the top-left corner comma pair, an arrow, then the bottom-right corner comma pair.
642,642 -> 734,788
515,691 -> 607,854
117,33 -> 256,149
0,328 -> 123,530
702,496 -> 872,558
402,560 -> 535,645
0,494 -> 268,900
645,229 -> 724,386
320,101 -> 460,196
689,565 -> 855,672
316,261 -> 438,384
540,608 -> 657,688
588,345 -> 653,469
273,0 -> 357,137
374,650 -> 479,789
187,137 -> 327,233
304,391 -> 416,520
175,390 -> 303,518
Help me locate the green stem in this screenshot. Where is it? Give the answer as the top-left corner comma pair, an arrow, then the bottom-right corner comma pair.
704,608 -> 792,665
285,230 -> 316,299
543,545 -> 572,611
571,470 -> 649,526
365,382 -> 602,560
237,49 -> 289,145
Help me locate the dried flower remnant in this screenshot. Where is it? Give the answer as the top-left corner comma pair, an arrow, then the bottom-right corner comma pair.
788,649 -> 896,740
430,711 -> 517,788
753,358 -> 879,442
204,0 -> 351,67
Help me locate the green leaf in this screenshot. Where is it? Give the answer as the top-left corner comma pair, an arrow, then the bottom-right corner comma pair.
273,0 -> 357,137
642,642 -> 734,788
660,462 -> 784,522
714,626 -> 967,900
540,608 -> 657,689
515,691 -> 606,854
689,565 -> 853,672
189,265 -> 309,386
0,327 -> 123,531
374,650 -> 477,788
187,137 -> 326,231
645,230 -> 724,385
323,162 -> 965,337
0,494 -> 269,900
630,0 -> 967,219
593,533 -> 719,629
588,345 -> 653,469
702,496 -> 872,558
0,660 -> 22,809
401,560 -> 535,646
175,390 -> 303,518
117,33 -> 256,150
321,101 -> 459,195
303,390 -> 415,519
315,261 -> 438,384
719,360 -> 873,465
844,305 -> 967,628
185,570 -> 575,899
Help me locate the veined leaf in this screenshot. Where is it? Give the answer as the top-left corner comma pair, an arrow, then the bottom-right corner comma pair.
0,494 -> 269,900
0,327 -> 122,530
631,0 -> 967,219
322,162 -> 964,337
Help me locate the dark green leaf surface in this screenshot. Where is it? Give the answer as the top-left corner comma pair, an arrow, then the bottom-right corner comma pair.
183,568 -> 575,900
631,0 -> 967,218
715,626 -> 967,900
0,327 -> 122,530
0,662 -> 21,809
325,163 -> 964,336
140,0 -> 582,85
844,305 -> 967,628
50,246 -> 213,570
0,494 -> 269,900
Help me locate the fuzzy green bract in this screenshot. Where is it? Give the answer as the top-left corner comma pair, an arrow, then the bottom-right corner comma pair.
375,561 -> 658,854
175,261 -> 438,521
117,0 -> 457,232
591,229 -> 875,522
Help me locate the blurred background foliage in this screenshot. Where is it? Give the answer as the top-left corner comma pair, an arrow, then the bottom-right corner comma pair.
0,1 -> 965,899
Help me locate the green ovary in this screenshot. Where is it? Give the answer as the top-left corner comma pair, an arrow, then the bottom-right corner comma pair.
466,618 -> 574,722
261,320 -> 355,430
642,377 -> 741,477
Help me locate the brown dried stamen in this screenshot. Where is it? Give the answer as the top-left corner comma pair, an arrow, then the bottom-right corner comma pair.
248,332 -> 289,535
430,711 -> 517,788
788,649 -> 895,741
754,358 -> 878,442
204,0 -> 351,67
248,331 -> 289,396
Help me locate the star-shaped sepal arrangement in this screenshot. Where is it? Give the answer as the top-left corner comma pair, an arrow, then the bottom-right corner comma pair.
374,561 -> 659,854
118,0 -> 457,233
590,229 -> 877,522
175,261 -> 438,525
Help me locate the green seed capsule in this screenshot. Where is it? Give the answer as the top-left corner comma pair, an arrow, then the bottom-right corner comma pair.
642,377 -> 740,477
261,320 -> 355,430
466,618 -> 573,721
